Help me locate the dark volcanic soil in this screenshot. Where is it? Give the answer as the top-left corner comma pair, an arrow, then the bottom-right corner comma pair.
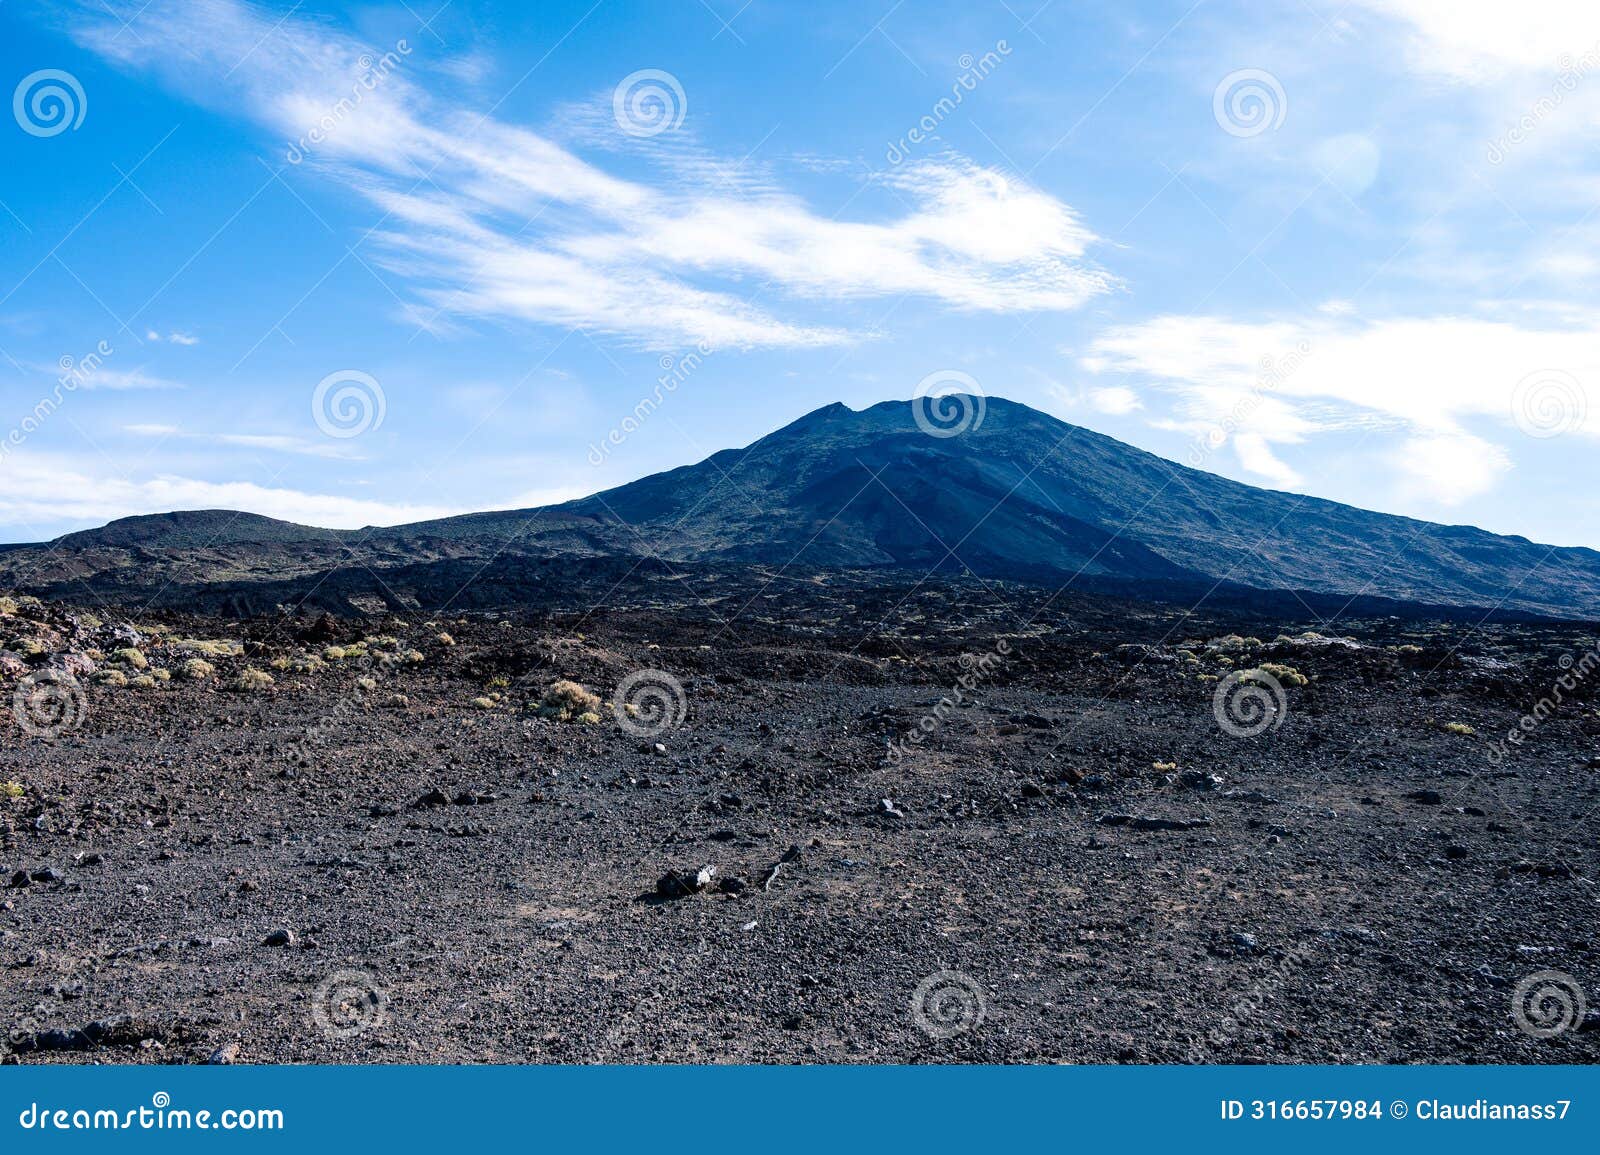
2,571 -> 1597,1064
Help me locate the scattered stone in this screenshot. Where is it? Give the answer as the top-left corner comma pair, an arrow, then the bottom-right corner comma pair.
29,867 -> 63,884
655,865 -> 716,899
1445,845 -> 1469,860
8,870 -> 29,889
1180,770 -> 1224,791
1231,931 -> 1259,954
1098,813 -> 1211,832
1407,790 -> 1444,805
413,788 -> 451,809
1019,782 -> 1045,799
1222,789 -> 1280,804
207,1042 -> 241,1065
262,928 -> 295,947
878,798 -> 906,819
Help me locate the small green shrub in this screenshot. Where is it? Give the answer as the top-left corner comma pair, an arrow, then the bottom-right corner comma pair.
537,679 -> 601,722
230,668 -> 274,692
1254,662 -> 1308,688
112,647 -> 148,670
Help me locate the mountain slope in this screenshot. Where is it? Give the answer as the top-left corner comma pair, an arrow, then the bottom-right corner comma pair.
514,397 -> 1600,617
7,397 -> 1599,619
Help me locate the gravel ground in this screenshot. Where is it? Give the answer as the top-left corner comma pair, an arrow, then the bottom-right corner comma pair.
2,574 -> 1597,1064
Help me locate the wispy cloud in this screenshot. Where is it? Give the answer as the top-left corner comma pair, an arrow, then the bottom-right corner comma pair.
75,0 -> 1113,350
144,329 -> 200,345
1085,309 -> 1598,503
0,452 -> 460,533
36,363 -> 183,390
123,423 -> 364,460
1350,0 -> 1600,81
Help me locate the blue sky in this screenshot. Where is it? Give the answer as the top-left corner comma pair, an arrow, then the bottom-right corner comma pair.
1,0 -> 1598,547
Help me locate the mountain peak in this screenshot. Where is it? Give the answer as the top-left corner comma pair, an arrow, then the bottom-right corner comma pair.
9,397 -> 1599,619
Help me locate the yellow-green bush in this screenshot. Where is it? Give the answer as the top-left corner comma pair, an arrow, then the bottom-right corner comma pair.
230,668 -> 274,692
537,679 -> 601,722
112,647 -> 148,670
1255,662 -> 1308,688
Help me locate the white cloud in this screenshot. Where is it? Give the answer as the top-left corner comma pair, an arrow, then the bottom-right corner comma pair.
1390,431 -> 1511,504
63,366 -> 183,390
143,330 -> 199,345
1351,1 -> 1600,80
1085,311 -> 1599,502
0,452 -> 459,533
1232,432 -> 1302,489
1087,386 -> 1143,415
78,0 -> 1112,350
123,424 -> 361,459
